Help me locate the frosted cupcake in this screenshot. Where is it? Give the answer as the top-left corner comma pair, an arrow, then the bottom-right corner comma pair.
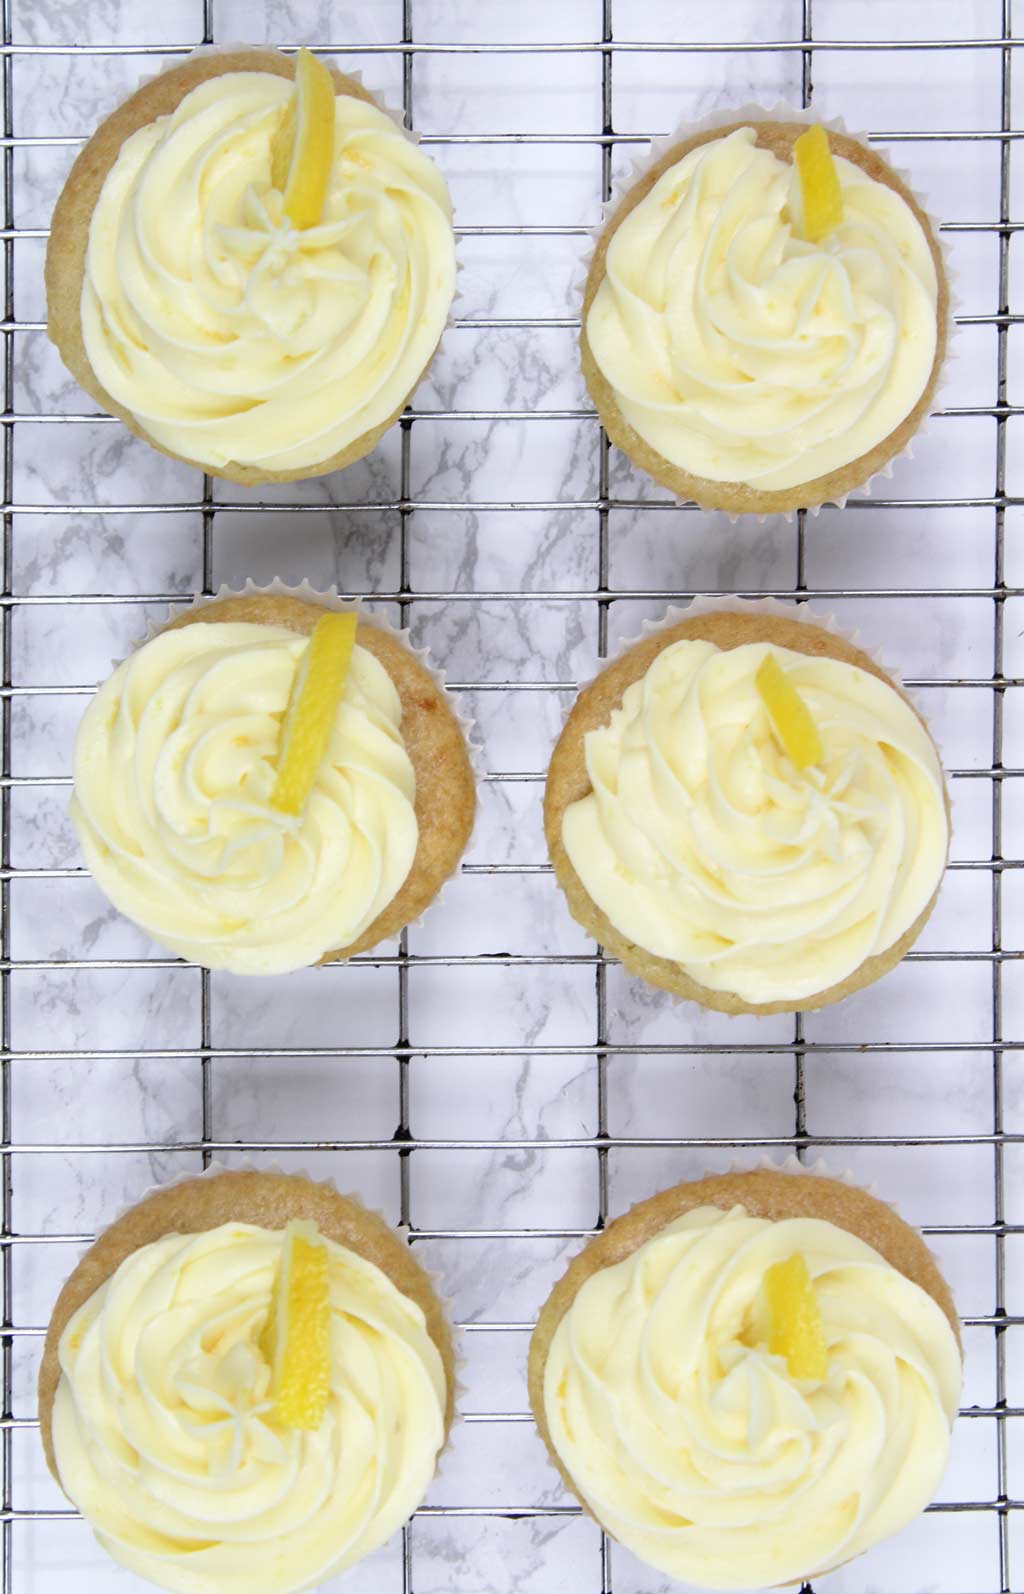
582,120 -> 948,513
70,590 -> 476,974
46,48 -> 456,483
40,1170 -> 455,1594
530,1168 -> 961,1590
545,607 -> 949,1012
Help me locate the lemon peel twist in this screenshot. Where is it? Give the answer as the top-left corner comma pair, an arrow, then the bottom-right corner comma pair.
794,124 -> 844,243
755,652 -> 824,772
269,47 -> 337,229
270,612 -> 358,817
259,1219 -> 332,1431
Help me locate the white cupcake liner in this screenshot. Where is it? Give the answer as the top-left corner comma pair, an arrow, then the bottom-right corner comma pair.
558,594 -> 952,1015
91,1156 -> 466,1446
100,579 -> 482,964
579,100 -> 959,521
719,1148 -> 893,1203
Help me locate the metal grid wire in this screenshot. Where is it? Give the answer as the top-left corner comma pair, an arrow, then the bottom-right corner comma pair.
1,2 -> 1022,1592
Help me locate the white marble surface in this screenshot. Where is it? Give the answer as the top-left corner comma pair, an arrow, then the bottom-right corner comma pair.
6,0 -> 1023,1591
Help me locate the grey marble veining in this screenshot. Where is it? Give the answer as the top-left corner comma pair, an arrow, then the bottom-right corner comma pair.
6,0 -> 1022,1590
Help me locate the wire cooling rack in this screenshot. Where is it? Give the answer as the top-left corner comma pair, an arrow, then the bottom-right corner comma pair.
3,1 -> 1024,1592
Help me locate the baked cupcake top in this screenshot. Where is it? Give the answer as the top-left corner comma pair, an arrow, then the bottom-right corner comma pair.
586,124 -> 939,492
71,620 -> 418,974
543,1202 -> 961,1589
51,1220 -> 448,1594
561,636 -> 948,1005
80,67 -> 454,474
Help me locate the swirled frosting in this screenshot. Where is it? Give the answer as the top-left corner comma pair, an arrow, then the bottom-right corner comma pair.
81,72 -> 455,473
70,621 -> 418,974
543,1203 -> 961,1589
561,638 -> 947,1004
52,1222 -> 448,1594
586,125 -> 939,491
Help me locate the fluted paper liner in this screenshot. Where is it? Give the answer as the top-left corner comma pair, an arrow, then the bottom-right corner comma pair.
579,99 -> 958,520
547,595 -> 951,1014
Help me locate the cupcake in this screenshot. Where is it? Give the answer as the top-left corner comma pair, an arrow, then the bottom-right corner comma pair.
582,119 -> 948,513
46,48 -> 456,483
545,607 -> 949,1013
70,589 -> 476,974
40,1170 -> 455,1594
529,1167 -> 961,1590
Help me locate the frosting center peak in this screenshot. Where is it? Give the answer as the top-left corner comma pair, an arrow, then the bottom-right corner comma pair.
586,125 -> 939,492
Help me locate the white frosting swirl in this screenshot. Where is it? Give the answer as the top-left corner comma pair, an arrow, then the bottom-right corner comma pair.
81,72 -> 455,473
544,1204 -> 961,1589
52,1222 -> 448,1594
70,622 -> 418,974
587,126 -> 939,491
562,638 -> 948,1004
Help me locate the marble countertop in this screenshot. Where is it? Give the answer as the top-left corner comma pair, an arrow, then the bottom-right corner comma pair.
7,1 -> 1024,1591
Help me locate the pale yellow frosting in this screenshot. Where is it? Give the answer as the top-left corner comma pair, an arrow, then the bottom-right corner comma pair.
544,1203 -> 961,1589
82,72 -> 455,473
562,638 -> 948,1004
52,1222 -> 448,1594
587,126 -> 939,491
70,621 -> 418,975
